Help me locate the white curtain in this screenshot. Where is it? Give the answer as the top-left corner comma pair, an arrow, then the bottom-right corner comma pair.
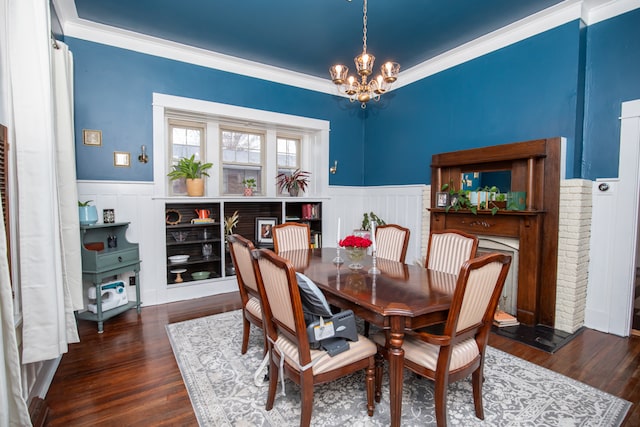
8,0 -> 82,370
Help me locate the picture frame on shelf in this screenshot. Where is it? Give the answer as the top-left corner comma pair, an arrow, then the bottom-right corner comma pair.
256,217 -> 277,245
436,192 -> 450,208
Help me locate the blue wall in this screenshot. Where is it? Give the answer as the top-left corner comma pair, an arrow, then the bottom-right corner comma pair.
67,38 -> 367,184
582,8 -> 640,180
69,8 -> 640,186
363,21 -> 583,185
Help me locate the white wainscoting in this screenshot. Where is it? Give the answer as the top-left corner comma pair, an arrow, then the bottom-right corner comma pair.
78,181 -> 426,307
325,185 -> 427,266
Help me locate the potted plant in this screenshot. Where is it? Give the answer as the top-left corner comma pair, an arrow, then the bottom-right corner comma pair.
276,168 -> 310,197
78,200 -> 98,225
360,212 -> 386,231
441,183 -> 477,214
241,178 -> 257,196
167,155 -> 213,197
224,210 -> 240,240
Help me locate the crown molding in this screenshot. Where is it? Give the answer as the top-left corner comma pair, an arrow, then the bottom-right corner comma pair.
61,18 -> 337,95
53,0 -> 636,96
397,0 -> 584,89
585,0 -> 640,25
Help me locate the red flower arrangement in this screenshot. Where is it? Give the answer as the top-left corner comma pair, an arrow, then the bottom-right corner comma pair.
339,235 -> 372,248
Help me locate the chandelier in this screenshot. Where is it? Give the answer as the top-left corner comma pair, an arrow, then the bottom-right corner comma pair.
329,0 -> 400,109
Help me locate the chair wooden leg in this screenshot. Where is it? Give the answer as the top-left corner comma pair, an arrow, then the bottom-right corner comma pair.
374,352 -> 384,403
266,354 -> 278,411
434,378 -> 448,427
300,372 -> 315,427
366,358 -> 375,416
241,316 -> 250,354
472,368 -> 485,420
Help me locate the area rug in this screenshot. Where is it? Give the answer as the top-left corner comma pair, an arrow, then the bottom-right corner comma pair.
166,310 -> 631,426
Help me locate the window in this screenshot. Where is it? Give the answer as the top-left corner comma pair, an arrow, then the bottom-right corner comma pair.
154,93 -> 330,198
276,136 -> 300,195
221,128 -> 264,195
168,120 -> 205,195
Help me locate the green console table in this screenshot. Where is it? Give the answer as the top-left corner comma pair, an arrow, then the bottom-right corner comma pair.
76,222 -> 142,332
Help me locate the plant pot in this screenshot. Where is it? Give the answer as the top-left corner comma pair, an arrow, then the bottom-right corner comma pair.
186,178 -> 204,196
289,187 -> 300,197
79,206 -> 98,225
243,188 -> 253,196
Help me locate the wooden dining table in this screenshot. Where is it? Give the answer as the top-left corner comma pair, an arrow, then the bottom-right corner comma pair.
279,248 -> 458,427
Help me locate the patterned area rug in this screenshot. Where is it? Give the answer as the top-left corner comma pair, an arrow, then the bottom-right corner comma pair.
166,310 -> 631,426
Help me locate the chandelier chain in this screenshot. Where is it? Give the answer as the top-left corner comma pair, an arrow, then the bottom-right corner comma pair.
362,0 -> 367,53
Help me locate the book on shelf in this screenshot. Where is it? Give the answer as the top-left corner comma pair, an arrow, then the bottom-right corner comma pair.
285,216 -> 300,221
493,310 -> 520,327
301,203 -> 319,220
310,231 -> 322,248
191,218 -> 216,224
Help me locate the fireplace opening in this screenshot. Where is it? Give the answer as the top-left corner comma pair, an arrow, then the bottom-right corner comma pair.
477,236 -> 519,316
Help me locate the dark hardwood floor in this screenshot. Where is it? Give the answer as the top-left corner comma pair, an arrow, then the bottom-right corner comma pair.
45,292 -> 639,426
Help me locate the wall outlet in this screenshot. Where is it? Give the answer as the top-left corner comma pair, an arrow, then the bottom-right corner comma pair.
129,276 -> 136,286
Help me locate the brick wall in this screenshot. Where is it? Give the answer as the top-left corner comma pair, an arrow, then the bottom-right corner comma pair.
555,179 -> 592,333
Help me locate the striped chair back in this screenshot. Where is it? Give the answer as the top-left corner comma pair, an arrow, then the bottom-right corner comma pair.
273,222 -> 311,253
426,229 -> 479,275
375,224 -> 410,263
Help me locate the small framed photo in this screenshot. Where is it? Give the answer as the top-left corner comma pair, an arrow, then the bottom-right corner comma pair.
83,129 -> 102,146
114,151 -> 131,167
436,192 -> 450,208
256,217 -> 278,245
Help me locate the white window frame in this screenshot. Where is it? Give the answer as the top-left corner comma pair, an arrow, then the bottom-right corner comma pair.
152,93 -> 330,199
220,126 -> 265,195
167,119 -> 206,196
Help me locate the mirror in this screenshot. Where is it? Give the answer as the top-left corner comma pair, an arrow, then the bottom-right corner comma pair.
461,171 -> 511,193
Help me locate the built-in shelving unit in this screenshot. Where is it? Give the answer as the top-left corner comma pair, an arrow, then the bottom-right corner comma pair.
165,203 -> 222,285
165,199 -> 323,286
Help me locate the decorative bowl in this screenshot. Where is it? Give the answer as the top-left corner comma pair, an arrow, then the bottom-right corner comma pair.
191,271 -> 210,280
168,254 -> 190,264
171,231 -> 189,242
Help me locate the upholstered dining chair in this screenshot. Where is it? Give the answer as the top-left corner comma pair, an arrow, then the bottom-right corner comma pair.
252,248 -> 377,427
363,223 -> 411,336
272,222 -> 311,253
374,224 -> 411,263
425,229 -> 479,275
373,252 -> 512,427
227,234 -> 267,355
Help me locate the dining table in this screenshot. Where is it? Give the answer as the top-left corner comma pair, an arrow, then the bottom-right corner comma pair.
279,247 -> 459,427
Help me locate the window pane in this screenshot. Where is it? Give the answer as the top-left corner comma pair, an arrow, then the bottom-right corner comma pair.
169,121 -> 204,196
277,137 -> 299,168
221,128 -> 264,195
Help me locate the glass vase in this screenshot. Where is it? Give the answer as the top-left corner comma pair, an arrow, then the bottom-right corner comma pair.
345,246 -> 366,270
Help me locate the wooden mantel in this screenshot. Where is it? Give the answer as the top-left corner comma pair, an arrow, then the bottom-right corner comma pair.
430,138 -> 561,327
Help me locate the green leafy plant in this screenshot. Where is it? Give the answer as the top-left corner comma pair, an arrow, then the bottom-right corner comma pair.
276,169 -> 310,193
441,183 -> 477,214
242,178 -> 257,189
361,212 -> 386,231
167,155 -> 213,180
78,200 -> 93,207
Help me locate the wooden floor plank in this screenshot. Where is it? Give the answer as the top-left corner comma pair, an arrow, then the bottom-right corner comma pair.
45,292 -> 639,426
